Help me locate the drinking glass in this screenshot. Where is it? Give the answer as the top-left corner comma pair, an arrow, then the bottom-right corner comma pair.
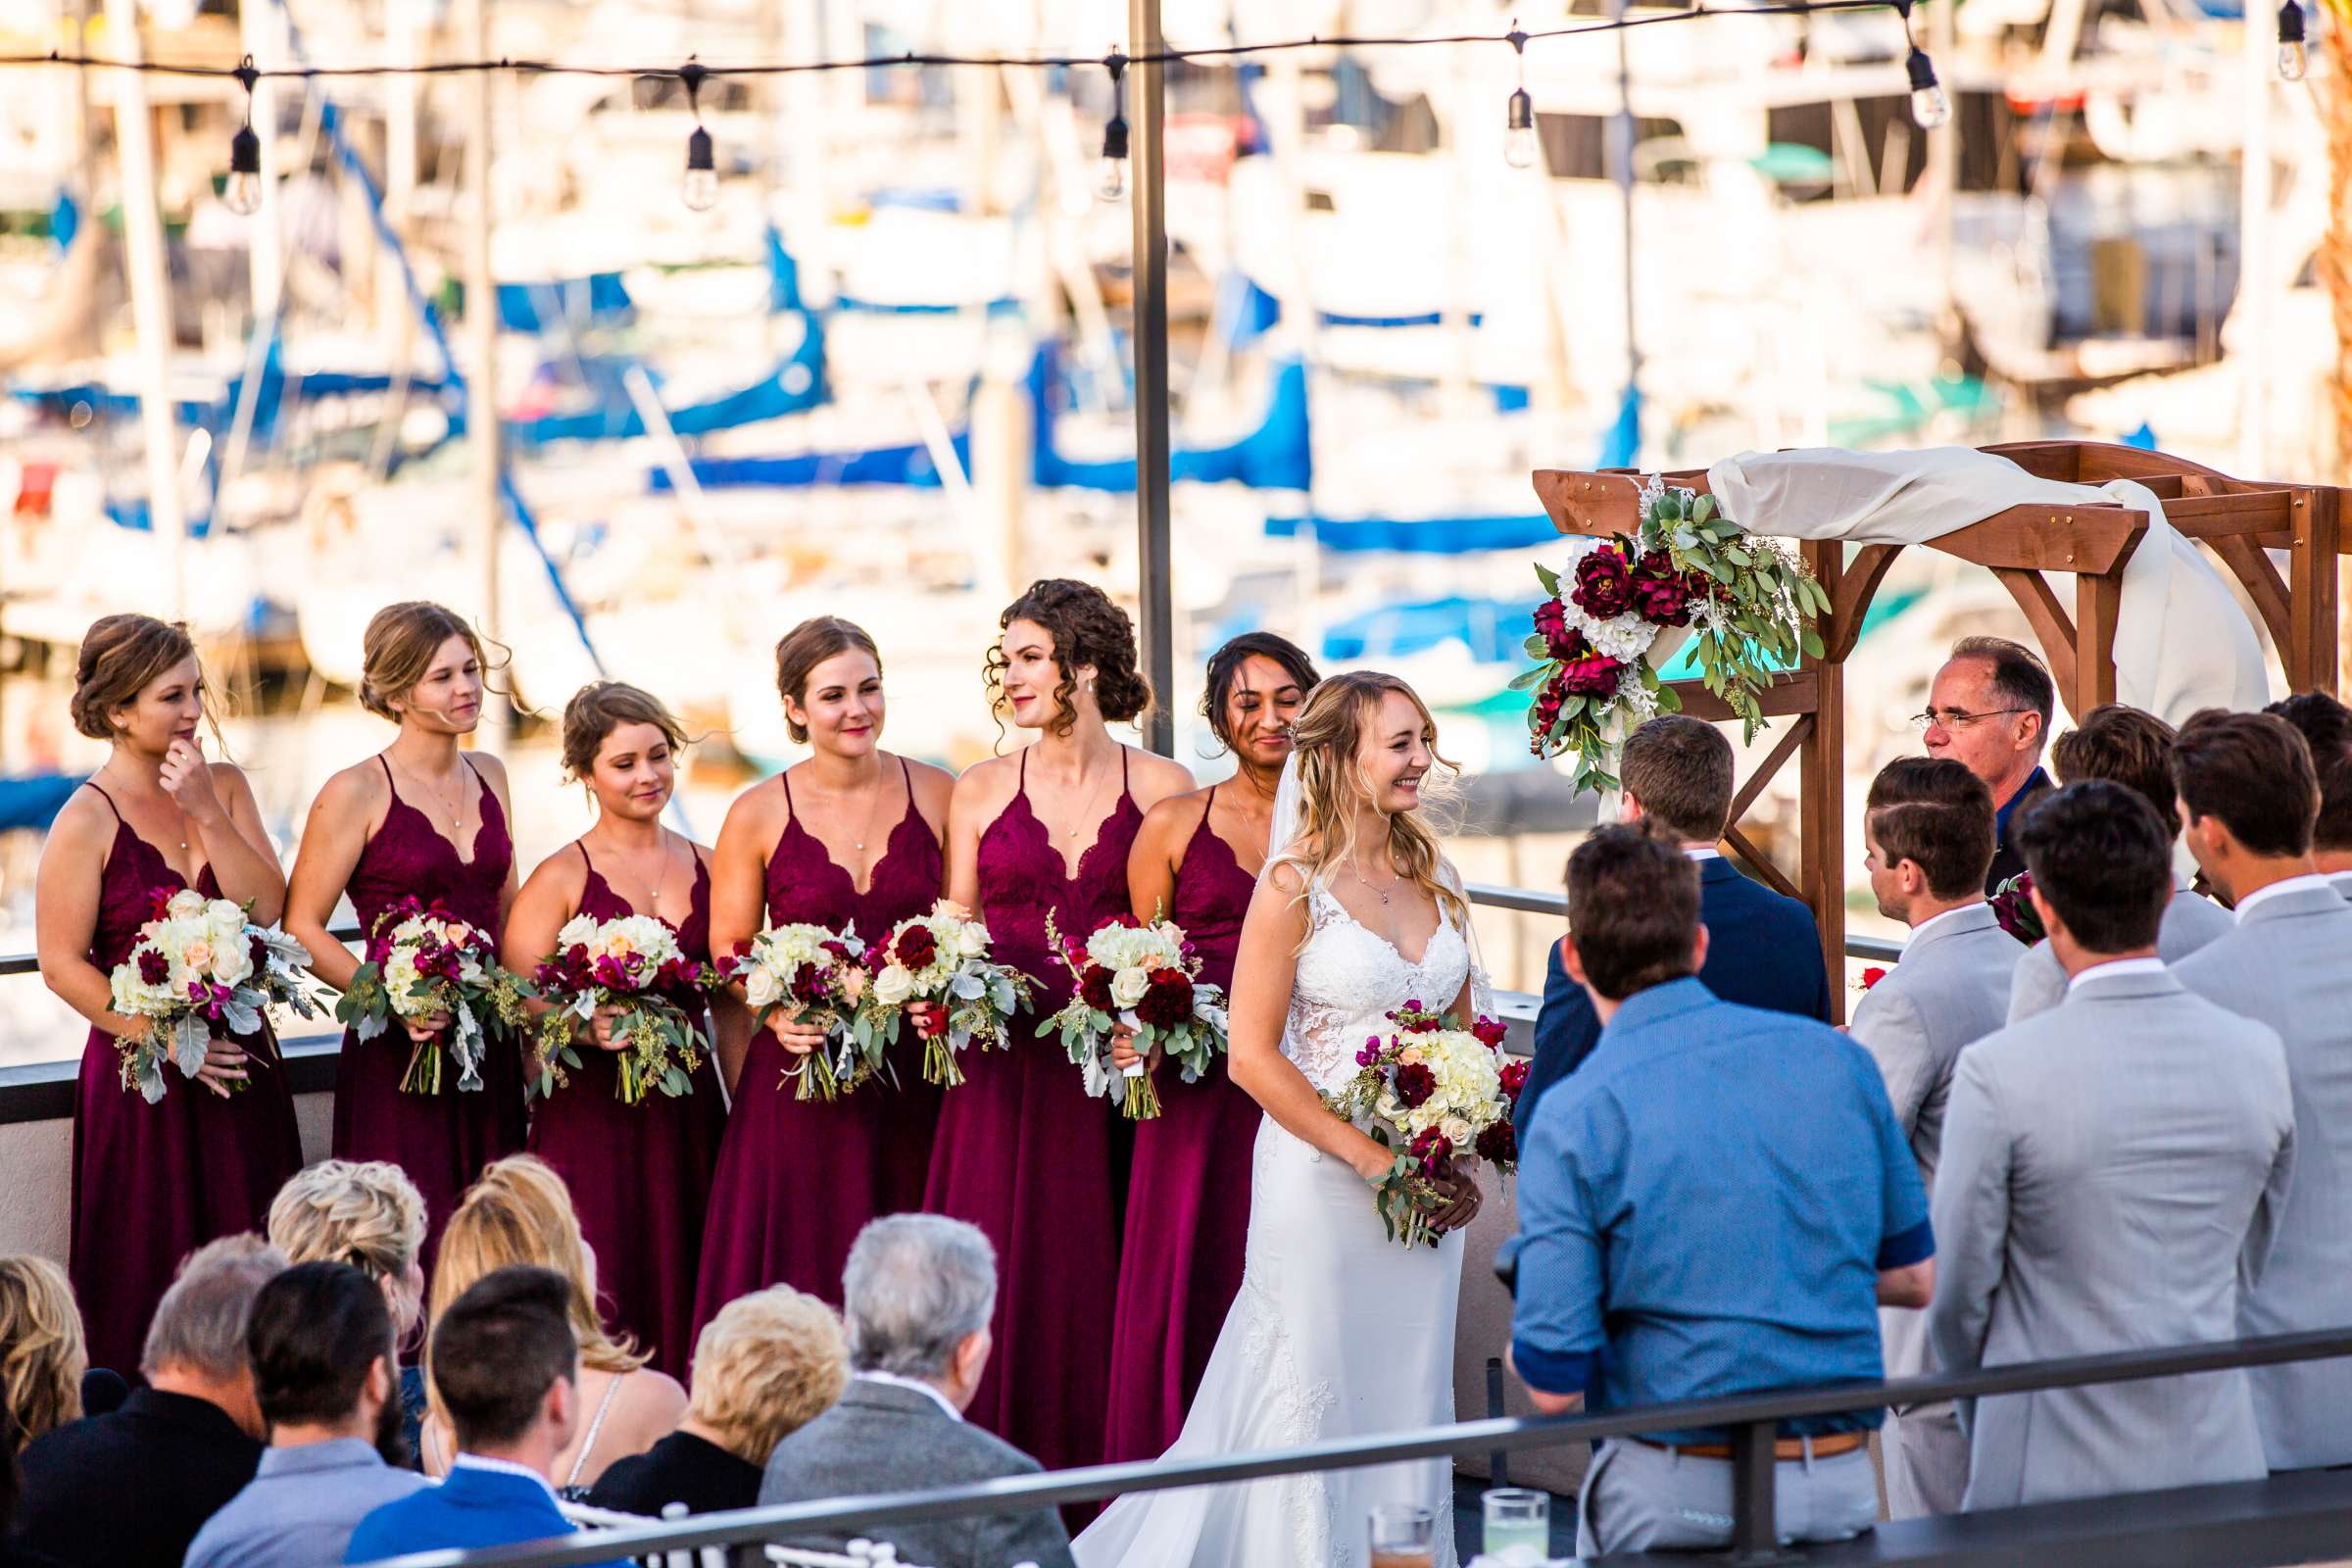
1368,1501 -> 1438,1568
1481,1488 -> 1550,1563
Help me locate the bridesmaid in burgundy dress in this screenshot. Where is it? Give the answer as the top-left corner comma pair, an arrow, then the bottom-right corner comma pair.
286,603 -> 526,1265
503,683 -> 727,1379
1102,631 -> 1320,1462
694,617 -> 954,1329
33,614 -> 302,1373
927,580 -> 1195,1479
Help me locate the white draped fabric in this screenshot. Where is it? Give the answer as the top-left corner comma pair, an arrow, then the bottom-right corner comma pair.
1701,446 -> 2270,722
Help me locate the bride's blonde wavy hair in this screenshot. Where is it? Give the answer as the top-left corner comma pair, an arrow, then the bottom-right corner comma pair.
1275,671 -> 1465,942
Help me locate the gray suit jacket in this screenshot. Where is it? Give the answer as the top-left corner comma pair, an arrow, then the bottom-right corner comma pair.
758,1379 -> 1076,1568
2004,883 -> 2232,1023
1850,903 -> 2023,1193
2174,881 -> 2352,1471
1927,965 -> 2295,1510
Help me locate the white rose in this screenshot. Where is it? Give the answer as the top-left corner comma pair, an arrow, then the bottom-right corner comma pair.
555,913 -> 598,951
956,923 -> 989,956
166,888 -> 207,920
1441,1116 -> 1473,1147
743,966 -> 782,1009
1110,966 -> 1151,1007
872,965 -> 916,1006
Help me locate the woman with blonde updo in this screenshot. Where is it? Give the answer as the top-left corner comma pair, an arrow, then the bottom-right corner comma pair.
420,1155 -> 685,1491
0,1257 -> 87,1456
286,603 -> 524,1269
501,682 -> 726,1378
33,614 -> 301,1373
927,580 -> 1194,1480
693,618 -> 954,1330
1075,671 -> 1486,1568
267,1158 -> 430,1458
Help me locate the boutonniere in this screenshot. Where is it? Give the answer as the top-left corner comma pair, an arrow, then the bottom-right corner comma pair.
1855,965 -> 1887,992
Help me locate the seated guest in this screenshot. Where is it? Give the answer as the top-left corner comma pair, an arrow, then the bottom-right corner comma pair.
2171,710 -> 2352,1472
421,1156 -> 684,1492
16,1236 -> 284,1568
1505,826 -> 1933,1557
1929,781 -> 2294,1509
2265,691 -> 2352,896
1519,714 -> 1830,1137
1920,636 -> 2053,893
0,1258 -> 85,1459
346,1267 -> 625,1568
2006,704 -> 2231,1020
267,1160 -> 429,1466
588,1285 -> 848,1517
1849,758 -> 2022,1518
184,1263 -> 427,1568
760,1215 -> 1075,1568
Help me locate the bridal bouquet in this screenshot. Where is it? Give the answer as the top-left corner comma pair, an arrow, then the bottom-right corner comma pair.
337,898 -> 535,1097
109,888 -> 321,1102
858,902 -> 1031,1090
1325,1001 -> 1524,1249
529,913 -> 726,1106
735,921 -> 876,1101
1043,911 -> 1230,1120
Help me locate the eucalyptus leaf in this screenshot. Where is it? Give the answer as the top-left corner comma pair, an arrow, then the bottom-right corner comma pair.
1522,633 -> 1551,661
1534,561 -> 1561,597
1507,664 -> 1549,692
1802,627 -> 1827,659
1692,494 -> 1717,524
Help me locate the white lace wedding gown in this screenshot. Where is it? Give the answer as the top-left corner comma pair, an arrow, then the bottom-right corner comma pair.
1073,874 -> 1474,1568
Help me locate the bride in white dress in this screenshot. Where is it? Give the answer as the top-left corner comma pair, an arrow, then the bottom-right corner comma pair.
1076,671 -> 1489,1568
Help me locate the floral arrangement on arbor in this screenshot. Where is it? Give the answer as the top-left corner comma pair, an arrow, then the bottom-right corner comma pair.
1519,478 -> 1829,792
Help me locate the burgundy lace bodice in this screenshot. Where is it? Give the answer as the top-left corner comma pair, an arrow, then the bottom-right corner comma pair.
347,757 -> 512,938
1167,799 -> 1257,996
577,846 -> 712,1002
976,750 -> 1142,1010
88,804 -> 226,971
761,759 -> 945,947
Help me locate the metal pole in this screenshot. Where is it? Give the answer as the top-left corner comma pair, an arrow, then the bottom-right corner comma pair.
2237,0 -> 2274,476
1930,0 -> 1960,361
1727,1419 -> 1784,1566
1129,0 -> 1175,757
102,0 -> 187,620
462,0 -> 508,749
1611,0 -> 1639,402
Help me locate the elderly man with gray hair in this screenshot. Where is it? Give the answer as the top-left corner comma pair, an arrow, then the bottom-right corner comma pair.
759,1214 -> 1075,1568
17,1234 -> 285,1568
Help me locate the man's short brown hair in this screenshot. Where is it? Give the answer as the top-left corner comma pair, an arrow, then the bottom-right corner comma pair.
2051,704 -> 2183,839
1620,715 -> 1734,842
1866,758 -> 1995,900
2265,691 -> 2352,853
1564,824 -> 1701,1001
2170,709 -> 2319,859
428,1266 -> 575,1453
1950,636 -> 2054,737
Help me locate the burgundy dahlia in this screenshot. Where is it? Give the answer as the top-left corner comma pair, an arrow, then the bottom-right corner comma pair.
1571,548 -> 1636,619
1135,968 -> 1194,1031
1630,571 -> 1693,628
1080,965 -> 1116,1012
1393,1061 -> 1438,1109
895,924 -> 938,970
138,948 -> 171,986
1476,1120 -> 1518,1165
1554,637 -> 1626,699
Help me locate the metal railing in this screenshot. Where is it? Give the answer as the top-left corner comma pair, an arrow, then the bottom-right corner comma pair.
361,1327 -> 2352,1568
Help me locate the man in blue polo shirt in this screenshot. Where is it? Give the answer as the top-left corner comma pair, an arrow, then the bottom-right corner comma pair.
1505,824 -> 1935,1556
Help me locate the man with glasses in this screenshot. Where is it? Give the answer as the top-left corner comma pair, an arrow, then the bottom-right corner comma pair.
1916,637 -> 2053,894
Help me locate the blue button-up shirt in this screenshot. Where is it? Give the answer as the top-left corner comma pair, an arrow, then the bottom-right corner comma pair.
184,1437 -> 429,1568
1506,977 -> 1933,1443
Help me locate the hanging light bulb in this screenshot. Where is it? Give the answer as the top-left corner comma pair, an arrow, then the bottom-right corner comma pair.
2278,0 -> 2309,80
1905,45 -> 1951,129
1504,28 -> 1540,169
680,58 -> 719,211
1096,51 -> 1130,202
223,54 -> 264,216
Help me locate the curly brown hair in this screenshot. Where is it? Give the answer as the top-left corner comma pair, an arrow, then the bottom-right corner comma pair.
984,579 -> 1152,744
69,614 -> 217,744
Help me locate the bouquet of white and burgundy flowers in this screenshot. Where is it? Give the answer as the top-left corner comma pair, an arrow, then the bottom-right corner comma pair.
1324,1001 -> 1524,1248
858,902 -> 1031,1090
529,912 -> 728,1106
735,922 -> 875,1101
336,897 -> 535,1097
108,888 -> 321,1103
1043,912 -> 1230,1120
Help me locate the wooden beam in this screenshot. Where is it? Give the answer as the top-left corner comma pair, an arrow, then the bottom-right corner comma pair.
1728,714 -> 1814,830
1989,566 -> 2082,706
2207,534 -> 2295,660
2075,564 -> 2124,713
1663,668 -> 1821,723
2292,488 -> 2340,694
1936,509 -> 2147,575
2162,491 -> 2296,541
1827,544 -> 1902,663
1723,823 -> 1803,902
1800,539 -> 1846,1021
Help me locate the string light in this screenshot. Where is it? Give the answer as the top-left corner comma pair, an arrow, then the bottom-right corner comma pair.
2278,0 -> 2308,80
1504,25 -> 1539,170
223,54 -> 263,216
679,56 -> 718,211
1096,50 -> 1129,203
1896,1 -> 1950,129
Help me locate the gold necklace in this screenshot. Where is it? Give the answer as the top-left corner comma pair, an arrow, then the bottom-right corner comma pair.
395,757 -> 468,833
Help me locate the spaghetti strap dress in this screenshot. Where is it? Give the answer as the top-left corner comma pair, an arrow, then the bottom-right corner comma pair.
693,758 -> 944,1332
923,747 -> 1139,1480
1102,793 -> 1264,1462
68,784 -> 303,1375
526,845 -> 724,1379
330,756 -> 526,1267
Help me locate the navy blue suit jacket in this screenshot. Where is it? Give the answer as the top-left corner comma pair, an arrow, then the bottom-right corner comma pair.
1517,855 -> 1833,1141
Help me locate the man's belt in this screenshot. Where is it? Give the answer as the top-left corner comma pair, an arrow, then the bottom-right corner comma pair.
1632,1431 -> 1868,1461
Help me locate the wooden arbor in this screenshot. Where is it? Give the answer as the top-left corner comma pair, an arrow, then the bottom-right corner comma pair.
1531,440 -> 2344,1017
